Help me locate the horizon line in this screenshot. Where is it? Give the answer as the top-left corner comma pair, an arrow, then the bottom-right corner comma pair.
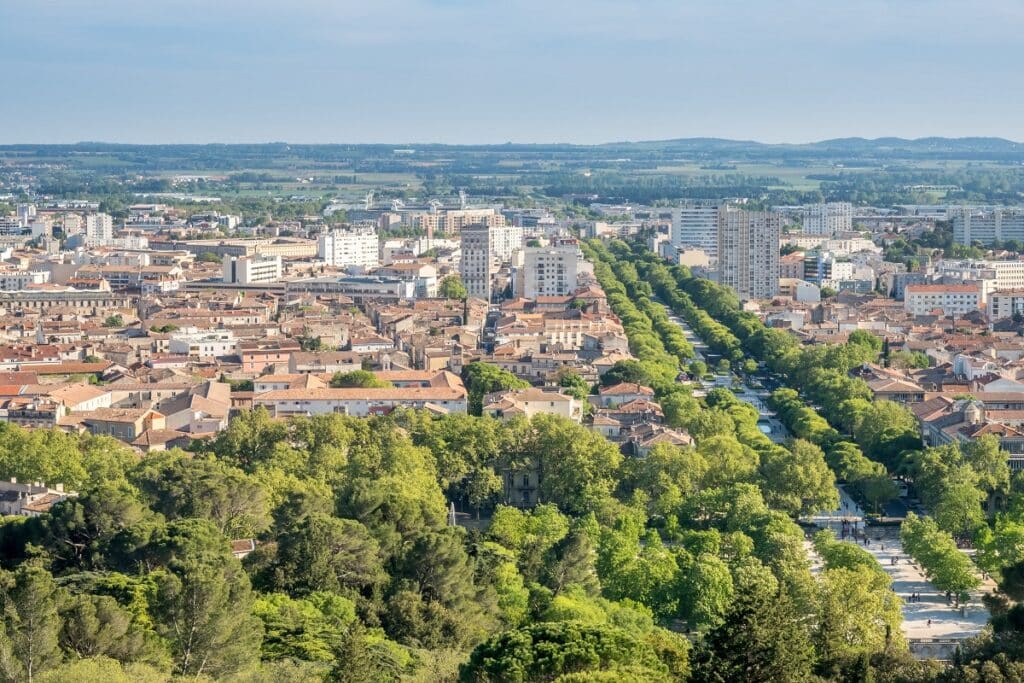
0,135 -> 1022,148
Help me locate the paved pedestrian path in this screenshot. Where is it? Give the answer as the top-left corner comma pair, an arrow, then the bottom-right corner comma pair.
807,487 -> 992,647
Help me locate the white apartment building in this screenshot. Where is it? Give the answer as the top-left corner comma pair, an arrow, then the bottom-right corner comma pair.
0,270 -> 49,291
490,224 -> 524,263
521,239 -> 581,299
671,204 -> 720,259
936,259 -> 1024,294
85,213 -> 114,245
459,224 -> 493,301
168,331 -> 239,358
222,254 -> 282,284
951,208 -> 1024,246
718,207 -> 781,300
318,228 -> 380,268
804,202 -> 853,235
904,284 -> 984,317
988,290 -> 1024,320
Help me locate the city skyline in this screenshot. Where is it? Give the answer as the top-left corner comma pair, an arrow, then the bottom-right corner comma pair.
3,0 -> 1024,144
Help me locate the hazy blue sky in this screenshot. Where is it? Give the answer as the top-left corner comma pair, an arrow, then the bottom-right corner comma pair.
2,0 -> 1022,144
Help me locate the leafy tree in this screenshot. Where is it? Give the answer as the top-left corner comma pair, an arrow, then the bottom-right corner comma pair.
438,274 -> 468,300
211,406 -> 289,471
900,513 -> 980,599
329,370 -> 392,389
847,329 -> 882,357
557,371 -> 591,402
677,552 -> 734,631
149,555 -> 263,678
815,566 -> 904,670
759,440 -> 838,517
35,657 -> 167,683
514,415 -> 624,515
461,362 -> 530,416
130,453 -> 271,538
489,504 -> 570,583
197,251 -> 222,264
0,565 -> 63,683
255,513 -> 385,596
252,592 -> 355,662
58,593 -> 167,668
459,621 -> 675,683
599,360 -> 657,389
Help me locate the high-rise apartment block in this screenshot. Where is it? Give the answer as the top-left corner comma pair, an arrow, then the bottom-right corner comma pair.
318,227 -> 380,268
803,202 -> 853,235
459,224 -> 493,301
951,208 -> 1024,246
489,224 -> 524,263
85,213 -> 114,245
670,204 -> 720,259
521,238 -> 581,299
717,207 -> 781,300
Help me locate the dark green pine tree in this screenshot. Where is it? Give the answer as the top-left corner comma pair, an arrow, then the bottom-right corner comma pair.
692,585 -> 814,683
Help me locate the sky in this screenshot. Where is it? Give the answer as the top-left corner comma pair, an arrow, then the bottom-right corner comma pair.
2,0 -> 1023,145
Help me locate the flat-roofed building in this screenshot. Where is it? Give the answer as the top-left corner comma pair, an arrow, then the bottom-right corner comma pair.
904,283 -> 984,317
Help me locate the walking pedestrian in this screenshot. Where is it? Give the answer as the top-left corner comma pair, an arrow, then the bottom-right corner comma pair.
927,619 -> 932,627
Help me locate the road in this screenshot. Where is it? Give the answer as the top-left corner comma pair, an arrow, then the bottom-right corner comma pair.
659,302 -> 789,442
658,300 -> 992,658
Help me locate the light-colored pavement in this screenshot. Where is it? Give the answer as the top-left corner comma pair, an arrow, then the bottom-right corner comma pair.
809,487 -> 992,643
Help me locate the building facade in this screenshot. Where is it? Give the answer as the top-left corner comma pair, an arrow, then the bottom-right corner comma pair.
459,224 -> 493,301
222,255 -> 282,284
84,213 -> 114,245
318,228 -> 380,268
904,283 -> 984,317
952,208 -> 1024,246
717,207 -> 781,300
803,202 -> 853,235
670,204 -> 720,259
521,239 -> 581,299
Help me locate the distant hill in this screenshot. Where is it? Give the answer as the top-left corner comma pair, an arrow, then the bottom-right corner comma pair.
2,137 -> 1023,167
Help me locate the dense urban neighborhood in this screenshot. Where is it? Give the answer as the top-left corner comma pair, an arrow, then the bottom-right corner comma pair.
1,141 -> 1024,681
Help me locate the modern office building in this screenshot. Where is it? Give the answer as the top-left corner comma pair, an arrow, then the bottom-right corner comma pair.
459,224 -> 493,301
951,208 -> 1024,246
222,255 -> 283,284
803,202 -> 853,235
317,227 -> 380,268
717,207 -> 781,300
670,204 -> 720,259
